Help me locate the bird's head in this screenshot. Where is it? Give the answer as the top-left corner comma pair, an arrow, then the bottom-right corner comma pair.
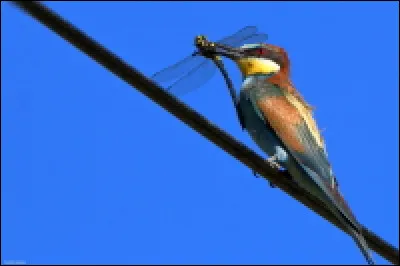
211,43 -> 288,78
234,43 -> 284,77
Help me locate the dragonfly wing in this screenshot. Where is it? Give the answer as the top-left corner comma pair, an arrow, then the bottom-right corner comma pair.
152,26 -> 268,97
165,60 -> 216,96
152,26 -> 259,83
218,26 -> 258,45
151,54 -> 205,83
234,33 -> 268,46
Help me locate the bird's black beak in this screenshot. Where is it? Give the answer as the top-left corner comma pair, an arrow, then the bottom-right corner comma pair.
213,43 -> 245,60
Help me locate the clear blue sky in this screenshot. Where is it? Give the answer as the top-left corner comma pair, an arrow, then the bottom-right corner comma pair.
2,1 -> 398,265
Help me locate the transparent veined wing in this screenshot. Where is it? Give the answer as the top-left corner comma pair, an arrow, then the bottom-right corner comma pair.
152,26 -> 263,84
164,60 -> 216,96
212,26 -> 268,50
151,55 -> 205,83
231,33 -> 268,47
153,26 -> 269,96
218,26 -> 259,46
152,26 -> 257,82
165,33 -> 269,96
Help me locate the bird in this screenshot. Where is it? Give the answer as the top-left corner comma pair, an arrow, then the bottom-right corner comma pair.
215,42 -> 375,265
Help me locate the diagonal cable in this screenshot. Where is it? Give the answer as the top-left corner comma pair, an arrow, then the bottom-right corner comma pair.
10,1 -> 399,264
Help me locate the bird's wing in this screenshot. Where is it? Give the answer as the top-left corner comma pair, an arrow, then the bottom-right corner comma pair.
248,84 -> 359,228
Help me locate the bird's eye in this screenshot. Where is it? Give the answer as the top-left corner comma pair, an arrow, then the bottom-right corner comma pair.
246,48 -> 261,57
244,47 -> 269,57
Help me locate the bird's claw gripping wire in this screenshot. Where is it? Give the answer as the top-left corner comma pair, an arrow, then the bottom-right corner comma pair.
253,154 -> 283,188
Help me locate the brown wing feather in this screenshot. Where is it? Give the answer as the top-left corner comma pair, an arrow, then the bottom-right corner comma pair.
256,95 -> 306,153
255,92 -> 359,226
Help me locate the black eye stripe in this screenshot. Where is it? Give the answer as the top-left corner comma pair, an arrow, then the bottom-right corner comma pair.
242,47 -> 284,66
245,47 -> 271,57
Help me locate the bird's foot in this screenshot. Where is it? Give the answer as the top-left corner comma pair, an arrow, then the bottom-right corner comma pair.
252,154 -> 281,188
266,155 -> 282,188
266,154 -> 281,170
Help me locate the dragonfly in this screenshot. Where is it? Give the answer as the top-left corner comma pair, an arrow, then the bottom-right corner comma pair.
151,26 -> 268,97
151,26 -> 275,183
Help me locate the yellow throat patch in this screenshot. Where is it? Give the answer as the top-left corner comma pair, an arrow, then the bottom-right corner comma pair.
236,58 -> 280,77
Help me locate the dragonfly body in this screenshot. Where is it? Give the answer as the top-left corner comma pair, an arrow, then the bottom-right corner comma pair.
151,27 -> 374,265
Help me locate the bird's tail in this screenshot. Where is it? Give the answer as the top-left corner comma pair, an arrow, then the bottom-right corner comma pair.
348,227 -> 375,265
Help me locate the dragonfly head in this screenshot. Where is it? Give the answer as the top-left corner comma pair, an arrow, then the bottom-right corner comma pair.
194,35 -> 223,59
194,35 -> 208,47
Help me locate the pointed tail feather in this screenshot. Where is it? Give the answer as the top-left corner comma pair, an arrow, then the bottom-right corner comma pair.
349,228 -> 375,265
